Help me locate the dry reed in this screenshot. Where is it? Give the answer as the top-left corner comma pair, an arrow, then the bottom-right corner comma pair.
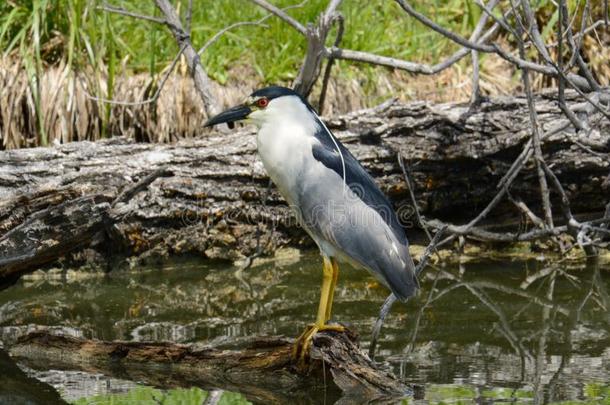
0,51 -> 524,150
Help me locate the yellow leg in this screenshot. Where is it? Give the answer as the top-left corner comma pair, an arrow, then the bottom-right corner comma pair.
315,256 -> 333,325
324,258 -> 339,322
293,257 -> 344,364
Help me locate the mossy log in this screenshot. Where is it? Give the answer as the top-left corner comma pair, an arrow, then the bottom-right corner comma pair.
8,329 -> 410,404
1,90 -> 609,281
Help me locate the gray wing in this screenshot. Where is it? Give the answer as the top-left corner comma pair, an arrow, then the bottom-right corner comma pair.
311,140 -> 408,246
299,136 -> 418,301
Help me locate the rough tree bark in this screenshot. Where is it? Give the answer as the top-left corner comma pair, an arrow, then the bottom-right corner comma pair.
1,91 -> 609,282
7,329 -> 410,404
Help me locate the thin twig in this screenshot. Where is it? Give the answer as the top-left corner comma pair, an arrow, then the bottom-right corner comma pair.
515,0 -> 609,118
427,217 -> 610,243
470,49 -> 481,105
397,154 -> 433,242
199,1 -> 309,56
431,119 -> 571,249
99,3 -> 166,24
561,0 -> 600,91
557,0 -> 588,131
509,196 -> 546,230
247,0 -> 307,36
198,21 -> 270,55
368,226 -> 446,358
153,0 -> 219,116
329,0 -> 503,76
111,169 -> 173,209
546,20 -> 606,48
513,1 -> 554,229
395,0 -> 495,52
318,14 -> 344,114
185,0 -> 193,36
85,45 -> 187,106
236,180 -> 276,272
395,0 -> 593,91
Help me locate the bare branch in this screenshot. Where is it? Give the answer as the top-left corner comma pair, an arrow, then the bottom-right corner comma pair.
475,0 -> 518,37
100,1 -> 220,117
427,217 -> 610,243
318,14 -> 344,114
520,0 -> 553,61
560,0 -> 600,91
547,20 -> 607,48
509,196 -> 546,229
247,0 -> 307,36
185,0 -> 193,35
557,0 -> 588,130
394,0 -> 495,52
397,155 -> 433,242
510,1 -> 609,119
99,3 -> 166,24
85,45 -> 187,106
470,49 -> 481,104
198,20 -> 270,55
291,0 -> 343,96
395,0 -> 593,91
199,1 -> 309,56
327,47 -> 436,74
153,0 -> 220,116
369,226 -> 446,359
541,162 -> 573,223
512,0 -> 554,228
184,0 -> 193,35
428,118 -> 572,250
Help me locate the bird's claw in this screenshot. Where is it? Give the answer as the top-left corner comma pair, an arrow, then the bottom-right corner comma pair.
292,322 -> 346,368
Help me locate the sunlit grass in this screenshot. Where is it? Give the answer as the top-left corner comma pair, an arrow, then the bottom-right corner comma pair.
1,0 -> 607,148
0,0 -> 481,84
71,386 -> 252,405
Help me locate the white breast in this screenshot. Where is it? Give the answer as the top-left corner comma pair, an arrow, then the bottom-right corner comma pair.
254,96 -> 321,207
256,120 -> 314,207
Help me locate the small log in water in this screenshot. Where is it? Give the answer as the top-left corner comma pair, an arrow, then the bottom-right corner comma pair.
0,90 -> 609,282
8,330 -> 410,403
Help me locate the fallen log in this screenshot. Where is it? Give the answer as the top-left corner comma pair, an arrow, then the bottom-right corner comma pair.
8,329 -> 410,404
1,90 -> 609,281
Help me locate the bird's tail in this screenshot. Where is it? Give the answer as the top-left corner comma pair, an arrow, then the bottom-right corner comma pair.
385,253 -> 419,302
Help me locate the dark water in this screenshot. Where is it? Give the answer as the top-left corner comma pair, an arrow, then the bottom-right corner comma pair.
0,251 -> 609,404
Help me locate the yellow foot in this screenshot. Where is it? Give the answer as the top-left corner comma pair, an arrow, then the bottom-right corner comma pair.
292,323 -> 345,366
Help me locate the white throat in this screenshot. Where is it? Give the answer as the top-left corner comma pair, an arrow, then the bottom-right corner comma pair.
253,96 -> 320,206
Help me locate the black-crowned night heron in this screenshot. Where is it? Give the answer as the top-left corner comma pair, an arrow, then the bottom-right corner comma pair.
205,86 -> 417,360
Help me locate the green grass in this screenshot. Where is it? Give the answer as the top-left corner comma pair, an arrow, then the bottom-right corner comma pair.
71,386 -> 252,405
0,0 -> 481,86
71,382 -> 610,405
3,0 -> 605,148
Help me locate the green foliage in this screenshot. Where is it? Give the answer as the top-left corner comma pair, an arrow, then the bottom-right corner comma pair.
0,0 -> 483,86
401,383 -> 610,405
584,382 -> 610,403
71,386 -> 252,405
3,0 -> 603,148
73,382 -> 609,405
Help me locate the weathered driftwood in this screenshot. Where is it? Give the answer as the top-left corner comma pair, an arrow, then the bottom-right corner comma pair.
8,330 -> 409,404
1,91 -> 609,281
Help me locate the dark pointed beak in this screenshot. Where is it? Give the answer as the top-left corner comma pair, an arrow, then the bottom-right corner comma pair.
204,104 -> 252,128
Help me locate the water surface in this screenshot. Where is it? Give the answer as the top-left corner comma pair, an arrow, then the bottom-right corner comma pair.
0,251 -> 608,404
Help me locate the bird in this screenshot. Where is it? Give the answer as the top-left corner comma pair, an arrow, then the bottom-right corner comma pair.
205,86 -> 417,362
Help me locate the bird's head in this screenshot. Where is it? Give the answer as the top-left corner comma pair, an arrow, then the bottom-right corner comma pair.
204,86 -> 315,129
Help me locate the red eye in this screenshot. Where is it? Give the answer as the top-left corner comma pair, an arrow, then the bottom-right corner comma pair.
257,98 -> 269,108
